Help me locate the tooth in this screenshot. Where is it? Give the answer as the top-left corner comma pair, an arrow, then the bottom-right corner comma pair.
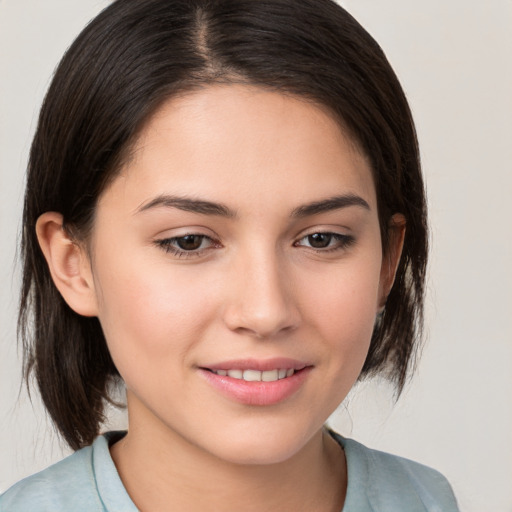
262,369 -> 279,382
227,369 -> 243,379
243,369 -> 262,382
224,368 -> 295,381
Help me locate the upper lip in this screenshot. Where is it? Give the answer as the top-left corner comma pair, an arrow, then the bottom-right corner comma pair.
200,358 -> 310,372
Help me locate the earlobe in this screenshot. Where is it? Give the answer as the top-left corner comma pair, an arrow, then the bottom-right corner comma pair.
36,212 -> 98,317
378,213 -> 406,309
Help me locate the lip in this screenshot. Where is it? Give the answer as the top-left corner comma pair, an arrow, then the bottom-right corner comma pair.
198,358 -> 312,406
204,357 -> 308,372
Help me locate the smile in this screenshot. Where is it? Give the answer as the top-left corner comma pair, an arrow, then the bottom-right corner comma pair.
210,368 -> 295,381
200,361 -> 311,406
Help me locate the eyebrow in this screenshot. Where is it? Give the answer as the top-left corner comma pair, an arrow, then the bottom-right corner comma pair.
136,195 -> 236,217
135,193 -> 370,218
291,194 -> 370,218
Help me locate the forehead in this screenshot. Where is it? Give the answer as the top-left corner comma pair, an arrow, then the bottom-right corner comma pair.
102,84 -> 376,215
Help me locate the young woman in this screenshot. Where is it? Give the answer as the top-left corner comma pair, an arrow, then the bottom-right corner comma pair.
1,0 -> 459,510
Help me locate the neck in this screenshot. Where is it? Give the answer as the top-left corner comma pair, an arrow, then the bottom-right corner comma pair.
111,413 -> 346,512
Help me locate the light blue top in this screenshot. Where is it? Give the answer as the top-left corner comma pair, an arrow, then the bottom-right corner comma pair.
0,431 -> 459,511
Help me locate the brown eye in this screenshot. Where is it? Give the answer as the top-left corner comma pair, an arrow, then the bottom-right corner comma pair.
155,233 -> 218,257
295,232 -> 355,252
176,235 -> 205,250
307,233 -> 332,248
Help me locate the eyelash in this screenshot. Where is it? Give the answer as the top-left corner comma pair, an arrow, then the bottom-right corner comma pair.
155,235 -> 219,258
154,232 -> 355,259
294,232 -> 355,252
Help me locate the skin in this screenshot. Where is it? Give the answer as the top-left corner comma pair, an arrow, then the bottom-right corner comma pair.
37,84 -> 404,511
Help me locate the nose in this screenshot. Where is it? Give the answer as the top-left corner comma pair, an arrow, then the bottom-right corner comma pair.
222,247 -> 300,339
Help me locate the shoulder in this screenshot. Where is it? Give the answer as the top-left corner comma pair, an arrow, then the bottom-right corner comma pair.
1,440 -> 104,512
331,432 -> 460,512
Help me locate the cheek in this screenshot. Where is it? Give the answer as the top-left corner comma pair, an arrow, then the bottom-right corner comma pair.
299,258 -> 381,373
303,260 -> 381,332
92,255 -> 217,371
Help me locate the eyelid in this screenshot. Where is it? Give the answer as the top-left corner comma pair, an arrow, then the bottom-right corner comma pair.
154,232 -> 221,259
152,224 -> 219,238
294,229 -> 356,252
294,224 -> 352,240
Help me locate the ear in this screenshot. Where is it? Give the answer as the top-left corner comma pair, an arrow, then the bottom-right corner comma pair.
378,213 -> 406,310
36,212 -> 98,317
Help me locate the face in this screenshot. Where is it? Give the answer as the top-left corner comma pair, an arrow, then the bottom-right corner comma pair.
86,84 -> 396,465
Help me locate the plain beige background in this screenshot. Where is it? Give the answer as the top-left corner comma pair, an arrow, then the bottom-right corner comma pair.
1,1 -> 511,510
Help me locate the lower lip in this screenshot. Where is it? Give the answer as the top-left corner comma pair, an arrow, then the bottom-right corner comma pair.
199,367 -> 312,406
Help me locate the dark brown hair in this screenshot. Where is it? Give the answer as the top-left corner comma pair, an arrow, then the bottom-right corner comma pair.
20,0 -> 427,450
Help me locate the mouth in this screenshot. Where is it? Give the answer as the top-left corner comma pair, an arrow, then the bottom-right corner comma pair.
206,368 -> 298,382
199,360 -> 312,405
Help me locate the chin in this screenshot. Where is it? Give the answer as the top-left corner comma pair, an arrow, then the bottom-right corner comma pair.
201,424 -> 318,467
